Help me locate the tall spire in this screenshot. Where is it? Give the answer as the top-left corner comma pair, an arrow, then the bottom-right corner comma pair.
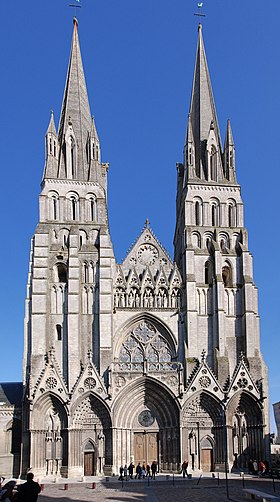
187,24 -> 223,180
57,18 -> 93,180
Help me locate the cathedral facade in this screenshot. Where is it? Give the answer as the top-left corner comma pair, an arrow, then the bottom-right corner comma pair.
1,19 -> 269,478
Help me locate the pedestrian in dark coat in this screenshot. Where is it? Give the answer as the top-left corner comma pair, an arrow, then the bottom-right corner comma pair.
17,474 -> 41,502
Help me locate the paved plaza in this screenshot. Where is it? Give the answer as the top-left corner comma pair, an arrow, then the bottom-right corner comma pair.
28,474 -> 280,502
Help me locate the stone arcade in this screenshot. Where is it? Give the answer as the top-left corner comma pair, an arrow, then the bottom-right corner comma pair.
0,19 -> 269,478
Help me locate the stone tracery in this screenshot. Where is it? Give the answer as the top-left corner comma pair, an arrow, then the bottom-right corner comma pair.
118,321 -> 174,371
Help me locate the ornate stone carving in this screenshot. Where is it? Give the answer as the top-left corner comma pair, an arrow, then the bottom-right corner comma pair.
46,377 -> 57,390
138,410 -> 155,427
199,376 -> 211,388
237,377 -> 248,389
115,376 -> 126,388
84,377 -> 96,390
137,244 -> 158,265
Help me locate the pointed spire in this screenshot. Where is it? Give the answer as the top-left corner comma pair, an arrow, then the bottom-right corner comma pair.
47,110 -> 57,136
57,18 -> 93,180
184,113 -> 196,183
224,119 -> 236,182
188,24 -> 223,179
43,111 -> 58,179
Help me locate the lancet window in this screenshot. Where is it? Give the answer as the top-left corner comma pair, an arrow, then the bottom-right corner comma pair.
210,146 -> 217,181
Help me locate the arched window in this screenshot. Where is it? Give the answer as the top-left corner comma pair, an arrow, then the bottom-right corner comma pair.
92,142 -> 95,159
83,262 -> 89,283
195,201 -> 200,225
49,137 -> 52,155
57,263 -> 67,283
210,146 -> 217,181
211,202 -> 219,226
54,140 -> 56,157
68,195 -> 79,221
228,203 -> 236,227
90,197 -> 96,221
56,324 -> 62,341
53,197 -> 58,220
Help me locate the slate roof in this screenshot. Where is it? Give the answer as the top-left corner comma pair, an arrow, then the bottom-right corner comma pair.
0,383 -> 23,407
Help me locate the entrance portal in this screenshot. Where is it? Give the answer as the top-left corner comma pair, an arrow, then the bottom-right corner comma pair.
84,441 -> 96,476
200,436 -> 214,472
134,432 -> 158,465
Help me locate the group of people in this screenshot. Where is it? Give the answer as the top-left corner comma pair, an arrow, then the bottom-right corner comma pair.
0,473 -> 41,501
119,461 -> 157,480
248,459 -> 268,477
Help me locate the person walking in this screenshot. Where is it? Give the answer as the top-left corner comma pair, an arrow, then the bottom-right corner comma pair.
128,462 -> 134,479
151,461 -> 157,480
118,465 -> 124,480
182,460 -> 188,478
123,464 -> 128,481
136,463 -> 142,479
17,473 -> 41,502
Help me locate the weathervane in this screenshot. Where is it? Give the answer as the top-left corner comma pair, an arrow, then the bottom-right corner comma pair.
194,2 -> 206,21
69,0 -> 82,18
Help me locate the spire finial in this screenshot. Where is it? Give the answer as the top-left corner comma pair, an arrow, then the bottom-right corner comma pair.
69,0 -> 81,21
194,2 -> 206,23
145,218 -> 150,228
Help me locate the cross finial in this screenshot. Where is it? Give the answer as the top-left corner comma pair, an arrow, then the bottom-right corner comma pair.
69,0 -> 82,20
194,2 -> 206,22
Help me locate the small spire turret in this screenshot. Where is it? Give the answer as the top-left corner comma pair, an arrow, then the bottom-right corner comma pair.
184,114 -> 196,183
224,119 -> 236,182
43,111 -> 58,179
87,116 -> 101,181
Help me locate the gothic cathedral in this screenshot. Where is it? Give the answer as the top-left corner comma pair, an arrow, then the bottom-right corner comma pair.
0,19 -> 269,478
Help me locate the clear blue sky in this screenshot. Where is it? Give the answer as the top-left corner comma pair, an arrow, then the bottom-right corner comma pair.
1,1 -> 279,430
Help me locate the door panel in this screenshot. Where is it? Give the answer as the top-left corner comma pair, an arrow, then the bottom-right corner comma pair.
84,452 -> 95,475
134,433 -> 158,465
201,449 -> 212,472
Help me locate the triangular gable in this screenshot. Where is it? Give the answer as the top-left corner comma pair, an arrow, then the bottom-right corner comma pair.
31,348 -> 68,403
186,351 -> 223,401
155,267 -> 169,288
226,354 -> 260,400
121,224 -> 173,274
71,354 -> 108,402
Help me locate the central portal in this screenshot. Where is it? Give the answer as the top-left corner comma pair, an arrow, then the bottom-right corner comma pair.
134,432 -> 158,465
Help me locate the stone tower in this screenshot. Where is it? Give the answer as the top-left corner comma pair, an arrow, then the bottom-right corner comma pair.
22,18 -> 115,476
20,20 -> 270,479
174,24 -> 269,468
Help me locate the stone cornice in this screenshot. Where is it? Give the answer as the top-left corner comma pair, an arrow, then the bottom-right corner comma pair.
41,178 -> 105,196
187,184 -> 240,194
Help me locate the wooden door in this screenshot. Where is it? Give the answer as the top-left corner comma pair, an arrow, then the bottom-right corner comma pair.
201,449 -> 213,472
134,433 -> 158,465
84,452 -> 95,475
